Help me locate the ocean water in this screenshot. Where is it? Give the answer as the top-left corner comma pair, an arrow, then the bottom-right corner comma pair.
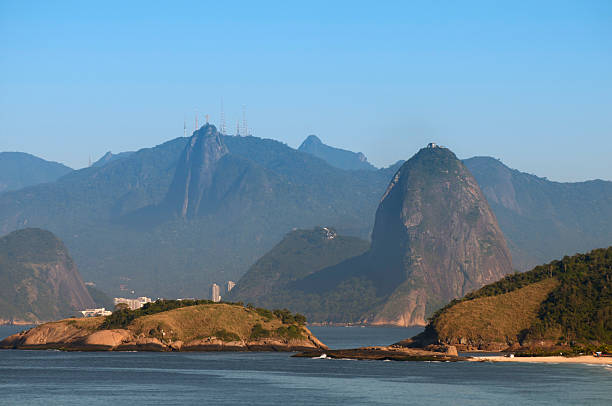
1,325 -> 610,405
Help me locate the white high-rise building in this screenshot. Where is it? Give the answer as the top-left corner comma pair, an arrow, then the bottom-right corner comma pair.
227,281 -> 236,293
211,283 -> 221,302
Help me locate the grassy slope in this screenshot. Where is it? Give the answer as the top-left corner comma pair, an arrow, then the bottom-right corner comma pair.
130,304 -> 297,342
64,303 -> 307,343
418,247 -> 611,349
431,278 -> 558,345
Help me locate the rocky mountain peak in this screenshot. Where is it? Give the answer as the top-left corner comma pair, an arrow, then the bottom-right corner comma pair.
165,124 -> 229,218
367,145 -> 513,326
298,134 -> 376,171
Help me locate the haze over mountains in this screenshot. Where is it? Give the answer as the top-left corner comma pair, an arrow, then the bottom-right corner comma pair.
0,152 -> 72,194
0,126 -> 397,297
298,135 -> 376,171
0,228 -> 94,324
463,157 -> 612,271
1,129 -> 611,305
230,146 -> 513,326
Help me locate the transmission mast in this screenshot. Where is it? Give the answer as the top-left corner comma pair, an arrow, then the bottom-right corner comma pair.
220,98 -> 226,134
242,105 -> 248,136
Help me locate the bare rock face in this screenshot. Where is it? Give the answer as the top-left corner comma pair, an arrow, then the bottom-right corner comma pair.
365,146 -> 513,326
0,228 -> 95,324
165,124 -> 229,218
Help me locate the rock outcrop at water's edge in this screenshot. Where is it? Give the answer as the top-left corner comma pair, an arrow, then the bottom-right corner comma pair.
0,303 -> 327,352
294,344 -> 463,362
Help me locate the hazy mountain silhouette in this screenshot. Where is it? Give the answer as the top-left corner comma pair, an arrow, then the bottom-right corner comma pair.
464,157 -> 612,271
231,146 -> 513,325
298,135 -> 376,171
0,228 -> 94,323
0,152 -> 72,194
0,125 -> 395,298
92,151 -> 135,168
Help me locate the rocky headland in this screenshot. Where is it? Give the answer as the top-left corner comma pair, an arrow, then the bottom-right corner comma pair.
0,302 -> 327,352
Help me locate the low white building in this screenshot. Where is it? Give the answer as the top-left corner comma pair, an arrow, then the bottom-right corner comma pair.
80,308 -> 112,317
113,296 -> 152,310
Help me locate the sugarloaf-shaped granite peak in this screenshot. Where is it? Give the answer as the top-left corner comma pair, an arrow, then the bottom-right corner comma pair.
365,144 -> 513,326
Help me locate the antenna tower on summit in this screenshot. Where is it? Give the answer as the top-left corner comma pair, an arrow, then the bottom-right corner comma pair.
220,98 -> 226,134
242,105 -> 248,137
236,120 -> 240,136
195,112 -> 199,132
184,119 -> 187,137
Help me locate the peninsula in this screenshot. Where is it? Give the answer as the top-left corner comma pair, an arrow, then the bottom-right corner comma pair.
0,300 -> 326,352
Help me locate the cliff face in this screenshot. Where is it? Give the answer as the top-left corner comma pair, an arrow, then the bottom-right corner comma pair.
464,156 -> 612,271
165,124 -> 229,218
366,146 -> 513,326
0,228 -> 95,324
229,146 -> 513,327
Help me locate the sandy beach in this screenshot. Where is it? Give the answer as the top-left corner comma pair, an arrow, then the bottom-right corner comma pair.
470,355 -> 612,365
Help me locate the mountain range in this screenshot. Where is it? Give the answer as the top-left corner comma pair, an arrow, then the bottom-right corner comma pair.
0,126 -> 397,298
229,146 -> 513,325
1,129 -> 610,302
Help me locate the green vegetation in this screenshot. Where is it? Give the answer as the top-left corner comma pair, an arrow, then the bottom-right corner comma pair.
213,329 -> 241,342
250,323 -> 271,339
527,248 -> 612,344
100,299 -> 308,331
101,299 -> 224,329
422,247 -> 612,349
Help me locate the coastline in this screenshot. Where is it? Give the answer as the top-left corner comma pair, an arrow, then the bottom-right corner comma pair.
470,355 -> 612,365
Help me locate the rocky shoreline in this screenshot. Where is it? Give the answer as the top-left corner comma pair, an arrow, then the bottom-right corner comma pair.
294,344 -> 463,362
0,321 -> 326,352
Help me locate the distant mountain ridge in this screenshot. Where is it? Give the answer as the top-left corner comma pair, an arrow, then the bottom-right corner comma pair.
0,125 -> 395,298
0,152 -> 72,194
298,135 -> 376,171
0,130 -> 610,301
463,157 -> 612,271
92,151 -> 135,167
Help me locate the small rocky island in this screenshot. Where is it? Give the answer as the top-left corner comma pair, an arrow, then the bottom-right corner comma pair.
0,301 -> 326,352
294,344 -> 463,362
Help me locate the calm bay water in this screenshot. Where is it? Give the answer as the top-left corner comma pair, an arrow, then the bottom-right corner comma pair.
1,325 -> 610,405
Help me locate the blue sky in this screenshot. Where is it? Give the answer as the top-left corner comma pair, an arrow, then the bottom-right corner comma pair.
1,0 -> 611,181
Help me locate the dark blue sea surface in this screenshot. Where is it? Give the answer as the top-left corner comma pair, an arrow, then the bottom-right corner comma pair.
1,325 -> 610,405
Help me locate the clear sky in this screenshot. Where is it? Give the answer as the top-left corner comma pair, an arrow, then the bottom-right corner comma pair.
1,0 -> 611,181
